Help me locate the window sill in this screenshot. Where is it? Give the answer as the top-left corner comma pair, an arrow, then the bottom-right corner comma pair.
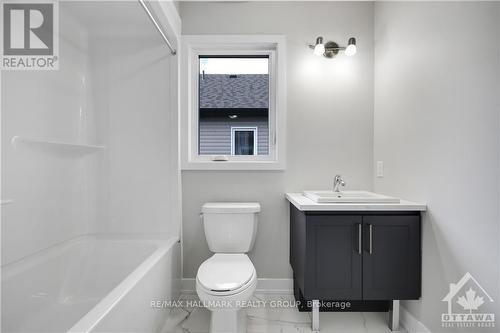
181,160 -> 285,171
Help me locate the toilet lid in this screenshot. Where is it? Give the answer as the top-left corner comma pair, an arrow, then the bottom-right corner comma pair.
197,254 -> 255,292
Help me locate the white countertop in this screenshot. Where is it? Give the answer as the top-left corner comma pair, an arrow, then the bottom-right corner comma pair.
286,192 -> 427,211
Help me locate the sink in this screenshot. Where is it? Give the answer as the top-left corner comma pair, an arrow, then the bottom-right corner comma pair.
303,190 -> 400,203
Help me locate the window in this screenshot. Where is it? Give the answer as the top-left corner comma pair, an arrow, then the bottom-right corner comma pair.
231,127 -> 257,155
199,56 -> 269,157
181,35 -> 286,170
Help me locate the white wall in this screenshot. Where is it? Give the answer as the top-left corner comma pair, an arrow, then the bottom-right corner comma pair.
1,1 -> 181,265
180,1 -> 374,278
1,7 -> 100,264
91,37 -> 177,237
74,1 -> 180,238
374,2 -> 500,331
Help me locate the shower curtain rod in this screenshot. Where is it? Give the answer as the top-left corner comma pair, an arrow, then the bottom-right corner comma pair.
139,0 -> 177,55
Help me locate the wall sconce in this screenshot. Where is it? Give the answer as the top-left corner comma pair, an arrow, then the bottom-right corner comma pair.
309,37 -> 357,58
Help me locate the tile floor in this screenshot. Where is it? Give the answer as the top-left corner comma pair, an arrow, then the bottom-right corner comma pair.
162,294 -> 407,333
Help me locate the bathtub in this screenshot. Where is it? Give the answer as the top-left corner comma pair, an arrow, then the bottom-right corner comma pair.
2,235 -> 181,333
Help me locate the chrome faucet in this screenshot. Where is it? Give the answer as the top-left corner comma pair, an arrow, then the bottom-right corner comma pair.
333,175 -> 346,192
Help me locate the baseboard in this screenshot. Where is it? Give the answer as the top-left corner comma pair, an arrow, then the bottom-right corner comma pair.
256,278 -> 293,294
400,306 -> 432,333
181,278 -> 293,294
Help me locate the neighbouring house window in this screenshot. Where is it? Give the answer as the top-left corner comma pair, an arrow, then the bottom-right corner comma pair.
199,56 -> 269,156
181,35 -> 286,170
231,127 -> 257,155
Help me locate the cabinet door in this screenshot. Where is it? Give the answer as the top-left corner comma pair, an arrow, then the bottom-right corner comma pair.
363,215 -> 421,300
305,215 -> 363,300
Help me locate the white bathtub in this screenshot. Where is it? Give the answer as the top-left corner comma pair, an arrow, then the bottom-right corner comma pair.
2,235 -> 181,333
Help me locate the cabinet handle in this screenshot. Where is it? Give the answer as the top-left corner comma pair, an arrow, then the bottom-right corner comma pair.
358,223 -> 362,255
369,224 -> 373,254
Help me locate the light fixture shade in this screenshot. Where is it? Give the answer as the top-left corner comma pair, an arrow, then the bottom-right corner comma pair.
345,37 -> 357,56
313,36 -> 325,56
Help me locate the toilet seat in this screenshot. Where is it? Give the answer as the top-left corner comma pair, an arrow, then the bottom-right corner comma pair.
196,254 -> 256,296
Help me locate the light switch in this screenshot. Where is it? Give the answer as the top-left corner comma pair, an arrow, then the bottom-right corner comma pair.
376,161 -> 384,178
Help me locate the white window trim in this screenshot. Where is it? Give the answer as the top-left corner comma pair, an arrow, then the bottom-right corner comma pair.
180,34 -> 286,171
231,127 -> 258,156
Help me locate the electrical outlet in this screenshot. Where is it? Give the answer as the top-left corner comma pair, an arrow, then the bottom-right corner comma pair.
376,161 -> 384,178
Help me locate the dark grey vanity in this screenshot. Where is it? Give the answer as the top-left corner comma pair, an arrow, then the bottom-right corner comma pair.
286,192 -> 426,332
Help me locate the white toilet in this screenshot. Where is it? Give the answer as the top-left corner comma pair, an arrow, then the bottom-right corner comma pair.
196,202 -> 260,333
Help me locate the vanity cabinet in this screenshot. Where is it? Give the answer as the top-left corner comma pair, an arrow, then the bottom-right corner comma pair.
290,205 -> 421,302
305,214 -> 363,300
362,215 -> 421,300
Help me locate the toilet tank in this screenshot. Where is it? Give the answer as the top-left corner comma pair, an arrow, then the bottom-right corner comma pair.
201,202 -> 260,253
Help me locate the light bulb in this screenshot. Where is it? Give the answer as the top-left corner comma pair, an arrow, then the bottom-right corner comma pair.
313,36 -> 324,56
345,44 -> 356,56
314,43 -> 325,56
345,37 -> 357,56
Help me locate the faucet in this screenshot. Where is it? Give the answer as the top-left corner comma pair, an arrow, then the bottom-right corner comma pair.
333,175 -> 346,192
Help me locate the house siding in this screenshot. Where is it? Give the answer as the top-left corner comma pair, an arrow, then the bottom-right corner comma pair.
199,117 -> 269,155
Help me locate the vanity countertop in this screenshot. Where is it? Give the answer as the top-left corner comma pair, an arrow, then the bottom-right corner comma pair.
286,192 -> 427,212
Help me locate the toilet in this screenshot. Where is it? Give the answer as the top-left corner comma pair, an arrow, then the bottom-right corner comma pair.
196,202 -> 260,333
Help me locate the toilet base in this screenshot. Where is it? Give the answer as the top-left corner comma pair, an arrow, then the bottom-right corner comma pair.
209,308 -> 247,333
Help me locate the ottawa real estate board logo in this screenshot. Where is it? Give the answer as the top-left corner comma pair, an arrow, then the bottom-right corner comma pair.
442,272 -> 495,329
1,1 -> 59,70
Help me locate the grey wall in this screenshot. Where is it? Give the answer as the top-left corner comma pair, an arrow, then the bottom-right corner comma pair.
373,2 -> 500,332
180,1 -> 375,278
199,117 -> 269,155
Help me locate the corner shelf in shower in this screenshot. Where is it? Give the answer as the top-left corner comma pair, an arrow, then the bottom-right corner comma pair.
11,136 -> 106,156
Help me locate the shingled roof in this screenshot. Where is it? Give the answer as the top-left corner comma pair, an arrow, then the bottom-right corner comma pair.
199,74 -> 269,109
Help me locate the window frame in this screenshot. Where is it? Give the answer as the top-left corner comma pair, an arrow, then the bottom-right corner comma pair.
231,126 -> 258,156
180,35 -> 286,171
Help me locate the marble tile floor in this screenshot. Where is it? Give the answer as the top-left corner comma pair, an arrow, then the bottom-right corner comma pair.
162,294 -> 407,333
